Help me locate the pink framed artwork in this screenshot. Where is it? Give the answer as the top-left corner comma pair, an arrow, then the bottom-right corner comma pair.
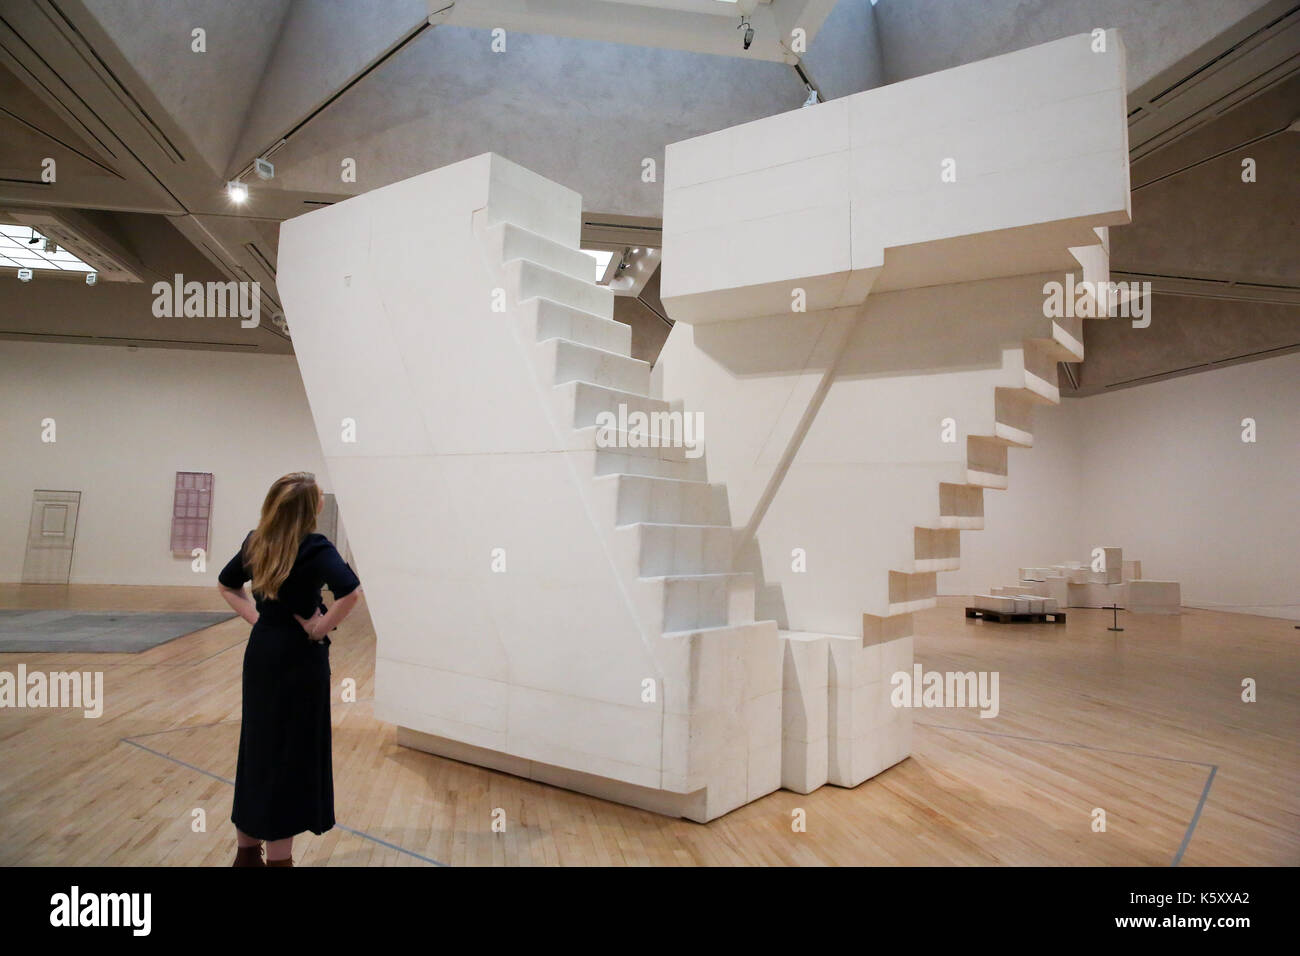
171,471 -> 213,556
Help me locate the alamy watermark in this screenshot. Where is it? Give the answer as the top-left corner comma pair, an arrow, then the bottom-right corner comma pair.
595,403 -> 704,459
50,886 -> 150,935
1043,274 -> 1152,328
891,665 -> 999,718
0,665 -> 103,718
152,274 -> 260,328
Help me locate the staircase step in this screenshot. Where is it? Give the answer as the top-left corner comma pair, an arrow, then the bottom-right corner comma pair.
578,426 -> 707,481
647,572 -> 755,631
993,387 -> 1034,447
660,620 -> 771,640
966,435 -> 1009,489
542,338 -> 650,394
914,526 -> 960,572
1032,312 -> 1085,362
486,221 -> 597,283
888,570 -> 937,614
626,523 -> 734,576
1020,340 -> 1061,405
863,612 -> 914,644
561,380 -> 670,429
598,473 -> 729,526
937,482 -> 984,530
523,297 -> 630,355
507,259 -> 613,319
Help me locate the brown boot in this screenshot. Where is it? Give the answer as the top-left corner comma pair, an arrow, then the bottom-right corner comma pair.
232,844 -> 265,867
265,857 -> 294,867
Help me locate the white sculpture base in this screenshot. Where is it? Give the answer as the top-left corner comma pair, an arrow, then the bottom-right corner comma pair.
396,726 -> 708,821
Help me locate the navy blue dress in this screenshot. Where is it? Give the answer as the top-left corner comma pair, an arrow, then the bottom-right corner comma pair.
218,531 -> 360,842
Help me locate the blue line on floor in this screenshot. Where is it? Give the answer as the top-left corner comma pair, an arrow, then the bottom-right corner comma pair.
126,718 -> 240,740
1172,765 -> 1217,868
916,722 -> 1219,866
124,699 -> 374,741
333,824 -> 447,867
124,738 -> 234,786
122,735 -> 446,867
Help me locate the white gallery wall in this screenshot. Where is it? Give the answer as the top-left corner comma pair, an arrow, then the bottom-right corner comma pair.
1073,351 -> 1300,620
0,341 -> 328,587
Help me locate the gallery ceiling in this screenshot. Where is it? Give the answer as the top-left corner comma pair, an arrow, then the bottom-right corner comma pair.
0,0 -> 1294,390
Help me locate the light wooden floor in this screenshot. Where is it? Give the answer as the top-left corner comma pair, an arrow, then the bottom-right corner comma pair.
0,583 -> 1295,866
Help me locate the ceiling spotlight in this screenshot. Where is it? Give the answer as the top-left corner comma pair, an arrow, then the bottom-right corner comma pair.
86,272 -> 98,286
227,180 -> 249,203
254,157 -> 275,180
17,267 -> 33,282
27,229 -> 40,245
738,0 -> 758,49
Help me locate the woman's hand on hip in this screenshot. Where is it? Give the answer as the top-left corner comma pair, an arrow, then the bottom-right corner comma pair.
294,609 -> 326,640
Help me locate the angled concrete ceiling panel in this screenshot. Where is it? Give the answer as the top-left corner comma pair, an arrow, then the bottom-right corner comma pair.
230,0 -> 429,177
1129,71 -> 1300,189
872,0 -> 1277,90
1076,295 -> 1299,394
800,0 -> 885,99
77,0 -> 294,177
257,24 -> 809,218
1119,131 -> 1298,285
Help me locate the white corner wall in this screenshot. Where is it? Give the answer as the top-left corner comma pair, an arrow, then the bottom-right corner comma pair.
1074,352 -> 1300,620
0,341 -> 328,586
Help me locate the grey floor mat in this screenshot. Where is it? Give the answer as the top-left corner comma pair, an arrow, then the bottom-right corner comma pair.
0,610 -> 237,653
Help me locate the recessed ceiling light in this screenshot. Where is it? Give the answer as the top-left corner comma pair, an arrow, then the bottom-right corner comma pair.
227,181 -> 249,203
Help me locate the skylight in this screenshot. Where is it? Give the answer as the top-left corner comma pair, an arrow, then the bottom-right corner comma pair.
584,248 -> 614,283
0,224 -> 97,273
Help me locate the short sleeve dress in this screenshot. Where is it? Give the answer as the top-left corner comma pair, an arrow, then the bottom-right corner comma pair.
218,531 -> 360,842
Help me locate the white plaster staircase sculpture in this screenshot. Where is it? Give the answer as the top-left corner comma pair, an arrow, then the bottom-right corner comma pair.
280,153 -> 782,824
655,31 -> 1132,794
279,31 -> 1131,822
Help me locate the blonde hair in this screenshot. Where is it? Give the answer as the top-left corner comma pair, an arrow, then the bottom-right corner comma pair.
246,472 -> 321,600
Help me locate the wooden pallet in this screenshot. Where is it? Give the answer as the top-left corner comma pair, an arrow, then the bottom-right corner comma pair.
965,607 -> 1067,624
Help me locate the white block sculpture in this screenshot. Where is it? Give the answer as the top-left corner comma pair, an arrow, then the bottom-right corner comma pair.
279,30 -> 1130,822
1129,580 -> 1182,614
993,547 -> 1181,614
